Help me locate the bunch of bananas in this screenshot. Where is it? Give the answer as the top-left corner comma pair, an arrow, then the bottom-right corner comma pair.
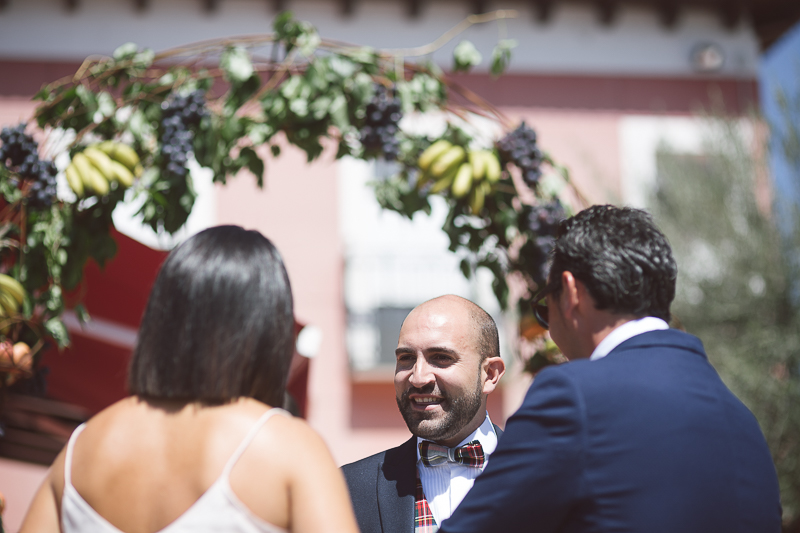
416,140 -> 503,214
0,274 -> 25,319
65,141 -> 142,197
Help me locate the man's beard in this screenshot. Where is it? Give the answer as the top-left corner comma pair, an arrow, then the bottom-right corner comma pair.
396,374 -> 483,443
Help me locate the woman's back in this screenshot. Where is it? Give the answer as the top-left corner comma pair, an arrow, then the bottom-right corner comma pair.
21,226 -> 358,533
24,397 -> 357,533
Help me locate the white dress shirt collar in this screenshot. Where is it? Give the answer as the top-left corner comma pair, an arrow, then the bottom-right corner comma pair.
589,316 -> 669,361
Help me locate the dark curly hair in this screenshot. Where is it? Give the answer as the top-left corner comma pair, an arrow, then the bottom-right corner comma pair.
549,205 -> 677,322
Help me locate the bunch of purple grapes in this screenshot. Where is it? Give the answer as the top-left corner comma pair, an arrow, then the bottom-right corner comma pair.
527,199 -> 565,238
522,199 -> 566,283
496,122 -> 543,186
159,90 -> 209,178
360,85 -> 402,161
0,123 -> 58,208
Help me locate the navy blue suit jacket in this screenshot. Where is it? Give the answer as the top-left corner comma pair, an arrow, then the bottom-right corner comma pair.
440,329 -> 782,533
342,423 -> 503,533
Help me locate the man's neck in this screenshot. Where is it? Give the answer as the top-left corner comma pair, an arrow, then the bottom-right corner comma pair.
423,411 -> 490,448
571,313 -> 639,360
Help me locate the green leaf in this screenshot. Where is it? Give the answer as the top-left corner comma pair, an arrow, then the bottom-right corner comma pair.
490,39 -> 517,77
328,55 -> 358,79
280,75 -> 304,100
329,92 -> 349,130
460,258 -> 473,279
45,317 -> 70,349
221,46 -> 255,84
453,41 -> 482,72
224,73 -> 261,114
73,303 -> 91,325
33,86 -> 53,102
343,46 -> 377,66
113,42 -> 139,61
297,28 -> 321,56
133,49 -> 155,68
237,147 -> 265,187
273,11 -> 295,37
290,98 -> 309,118
75,84 -> 98,115
248,123 -> 274,145
96,91 -> 116,121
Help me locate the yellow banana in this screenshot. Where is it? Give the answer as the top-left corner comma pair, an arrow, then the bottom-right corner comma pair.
113,144 -> 142,175
108,159 -> 135,187
97,141 -> 142,175
96,141 -> 116,156
0,290 -> 19,317
65,163 -> 84,197
485,151 -> 502,183
0,274 -> 25,306
430,165 -> 458,194
83,147 -> 116,181
418,140 -> 452,173
469,151 -> 487,181
451,163 -> 474,198
430,146 -> 466,178
73,153 -> 110,196
470,181 -> 491,214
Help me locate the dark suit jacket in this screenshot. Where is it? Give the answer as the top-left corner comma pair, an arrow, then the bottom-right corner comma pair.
342,422 -> 503,533
440,329 -> 782,533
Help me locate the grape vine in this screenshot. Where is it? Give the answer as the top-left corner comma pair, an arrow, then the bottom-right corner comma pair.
0,10 -> 584,390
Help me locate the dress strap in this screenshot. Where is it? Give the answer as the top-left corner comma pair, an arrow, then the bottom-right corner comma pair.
221,408 -> 289,478
63,423 -> 87,488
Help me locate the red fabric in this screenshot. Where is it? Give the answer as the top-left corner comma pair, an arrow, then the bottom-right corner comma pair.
415,467 -> 438,532
40,229 -> 309,416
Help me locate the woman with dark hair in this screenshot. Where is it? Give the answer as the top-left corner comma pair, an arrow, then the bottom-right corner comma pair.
20,226 -> 358,533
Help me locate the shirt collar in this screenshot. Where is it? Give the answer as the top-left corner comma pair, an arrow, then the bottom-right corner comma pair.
415,412 -> 497,463
589,316 -> 669,361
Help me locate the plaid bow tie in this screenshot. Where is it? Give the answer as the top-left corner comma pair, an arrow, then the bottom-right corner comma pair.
418,440 -> 485,468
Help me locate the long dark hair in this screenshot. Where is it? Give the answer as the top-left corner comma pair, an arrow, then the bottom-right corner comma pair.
128,225 -> 294,407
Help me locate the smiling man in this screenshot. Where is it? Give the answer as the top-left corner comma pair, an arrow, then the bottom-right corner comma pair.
341,295 -> 505,533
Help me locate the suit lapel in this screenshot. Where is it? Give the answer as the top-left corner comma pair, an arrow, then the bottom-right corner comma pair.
377,437 -> 417,533
493,423 -> 503,439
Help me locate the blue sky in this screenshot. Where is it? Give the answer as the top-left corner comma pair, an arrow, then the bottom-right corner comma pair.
760,22 -> 800,216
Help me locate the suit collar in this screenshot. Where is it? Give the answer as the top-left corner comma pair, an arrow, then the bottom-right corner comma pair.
610,328 -> 707,359
590,317 -> 669,361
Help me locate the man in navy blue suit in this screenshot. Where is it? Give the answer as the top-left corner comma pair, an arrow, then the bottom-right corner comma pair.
440,205 -> 782,533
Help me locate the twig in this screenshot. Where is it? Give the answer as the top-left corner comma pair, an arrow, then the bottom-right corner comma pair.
382,10 -> 518,57
250,48 -> 298,102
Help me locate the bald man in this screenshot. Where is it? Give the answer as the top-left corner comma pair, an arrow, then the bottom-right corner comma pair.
342,295 -> 506,533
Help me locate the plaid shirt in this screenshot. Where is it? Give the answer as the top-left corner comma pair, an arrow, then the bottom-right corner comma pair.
415,467 -> 438,533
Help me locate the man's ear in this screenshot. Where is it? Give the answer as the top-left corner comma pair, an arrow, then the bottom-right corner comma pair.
481,357 -> 505,395
559,270 -> 581,318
